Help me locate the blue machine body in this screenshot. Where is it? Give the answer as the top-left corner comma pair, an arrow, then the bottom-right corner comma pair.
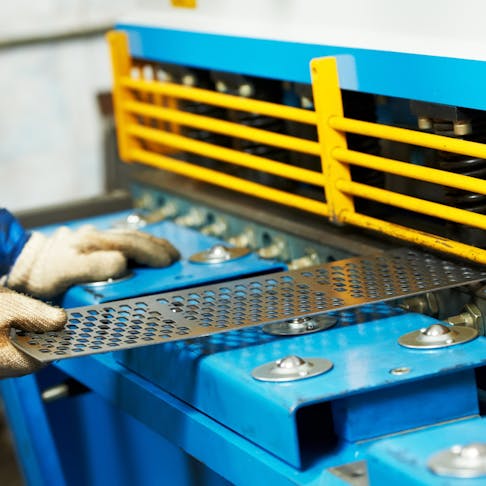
367,418 -> 486,485
118,312 -> 483,468
3,18 -> 486,484
2,211 -> 486,485
118,24 -> 486,111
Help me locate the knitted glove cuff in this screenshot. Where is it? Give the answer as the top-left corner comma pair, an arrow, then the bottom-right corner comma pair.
7,232 -> 47,294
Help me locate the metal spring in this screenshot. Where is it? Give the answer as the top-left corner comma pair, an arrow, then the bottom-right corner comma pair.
439,151 -> 486,246
212,73 -> 291,187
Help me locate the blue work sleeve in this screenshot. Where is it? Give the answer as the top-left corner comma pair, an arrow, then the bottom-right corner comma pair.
0,209 -> 30,277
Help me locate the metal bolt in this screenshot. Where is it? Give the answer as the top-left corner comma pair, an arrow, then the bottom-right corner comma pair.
428,442 -> 486,478
288,251 -> 320,270
145,202 -> 178,223
252,355 -> 333,382
447,312 -> 474,327
390,367 -> 411,376
398,292 -> 439,316
301,96 -> 313,109
207,245 -> 231,260
142,65 -> 154,80
422,323 -> 451,337
398,322 -> 478,349
447,303 -> 484,335
454,120 -> 472,136
126,213 -> 147,227
227,228 -> 256,248
174,208 -> 206,228
258,238 -> 286,259
215,80 -> 227,93
182,74 -> 196,86
262,315 -> 337,336
200,217 -> 228,237
83,271 -> 134,288
238,83 -> 254,97
111,212 -> 147,230
276,355 -> 306,370
134,193 -> 156,209
42,383 -> 70,403
189,244 -> 251,264
156,69 -> 171,82
289,317 -> 315,331
418,116 -> 433,130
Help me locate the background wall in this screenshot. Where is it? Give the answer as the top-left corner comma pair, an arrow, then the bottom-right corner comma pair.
0,1 -> 139,212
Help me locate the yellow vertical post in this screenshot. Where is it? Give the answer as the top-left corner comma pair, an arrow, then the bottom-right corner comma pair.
311,57 -> 354,223
106,31 -> 132,162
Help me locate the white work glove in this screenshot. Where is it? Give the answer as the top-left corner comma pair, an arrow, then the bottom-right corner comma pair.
7,226 -> 180,299
0,287 -> 66,378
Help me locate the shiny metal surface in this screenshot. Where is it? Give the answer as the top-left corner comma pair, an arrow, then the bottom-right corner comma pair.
81,271 -> 134,288
251,355 -> 334,382
189,244 -> 251,264
398,324 -> 478,349
11,248 -> 486,362
328,461 -> 369,486
261,315 -> 337,336
428,443 -> 486,478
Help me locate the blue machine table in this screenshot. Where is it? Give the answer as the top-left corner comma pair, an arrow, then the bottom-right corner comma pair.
2,210 -> 486,486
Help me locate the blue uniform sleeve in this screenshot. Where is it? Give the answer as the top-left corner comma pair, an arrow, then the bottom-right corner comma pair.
0,208 -> 30,277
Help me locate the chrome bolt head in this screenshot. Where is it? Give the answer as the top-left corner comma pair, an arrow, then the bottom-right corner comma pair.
189,245 -> 251,264
276,355 -> 306,369
398,323 -> 478,349
422,323 -> 450,337
262,315 -> 337,336
252,355 -> 333,382
429,443 -> 486,478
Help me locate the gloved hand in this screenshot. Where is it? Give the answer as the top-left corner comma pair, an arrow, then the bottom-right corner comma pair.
0,287 -> 66,378
7,226 -> 180,299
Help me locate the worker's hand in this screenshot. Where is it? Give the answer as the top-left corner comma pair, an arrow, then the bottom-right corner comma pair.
0,287 -> 66,378
8,226 -> 180,299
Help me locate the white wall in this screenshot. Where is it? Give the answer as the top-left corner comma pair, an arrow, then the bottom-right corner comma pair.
127,0 -> 486,61
0,1 -> 138,211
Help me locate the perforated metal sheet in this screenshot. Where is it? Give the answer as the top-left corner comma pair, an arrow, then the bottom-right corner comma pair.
11,248 -> 486,362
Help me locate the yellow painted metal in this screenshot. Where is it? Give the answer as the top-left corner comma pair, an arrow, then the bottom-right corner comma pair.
130,148 -> 329,217
334,148 -> 486,195
337,180 -> 486,230
317,56 -> 486,262
331,116 -> 486,160
122,99 -> 321,156
108,30 -> 486,264
311,57 -> 353,223
107,31 -> 133,161
343,211 -> 486,265
171,0 -> 197,8
127,124 -> 323,185
121,77 -> 317,125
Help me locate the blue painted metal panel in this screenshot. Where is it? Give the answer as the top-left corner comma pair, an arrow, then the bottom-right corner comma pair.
0,375 -> 66,486
46,390 -> 230,486
34,211 -> 284,307
367,417 -> 486,485
332,369 -> 478,442
119,312 -> 486,468
55,353 -> 364,486
117,25 -> 486,111
6,209 -> 485,483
